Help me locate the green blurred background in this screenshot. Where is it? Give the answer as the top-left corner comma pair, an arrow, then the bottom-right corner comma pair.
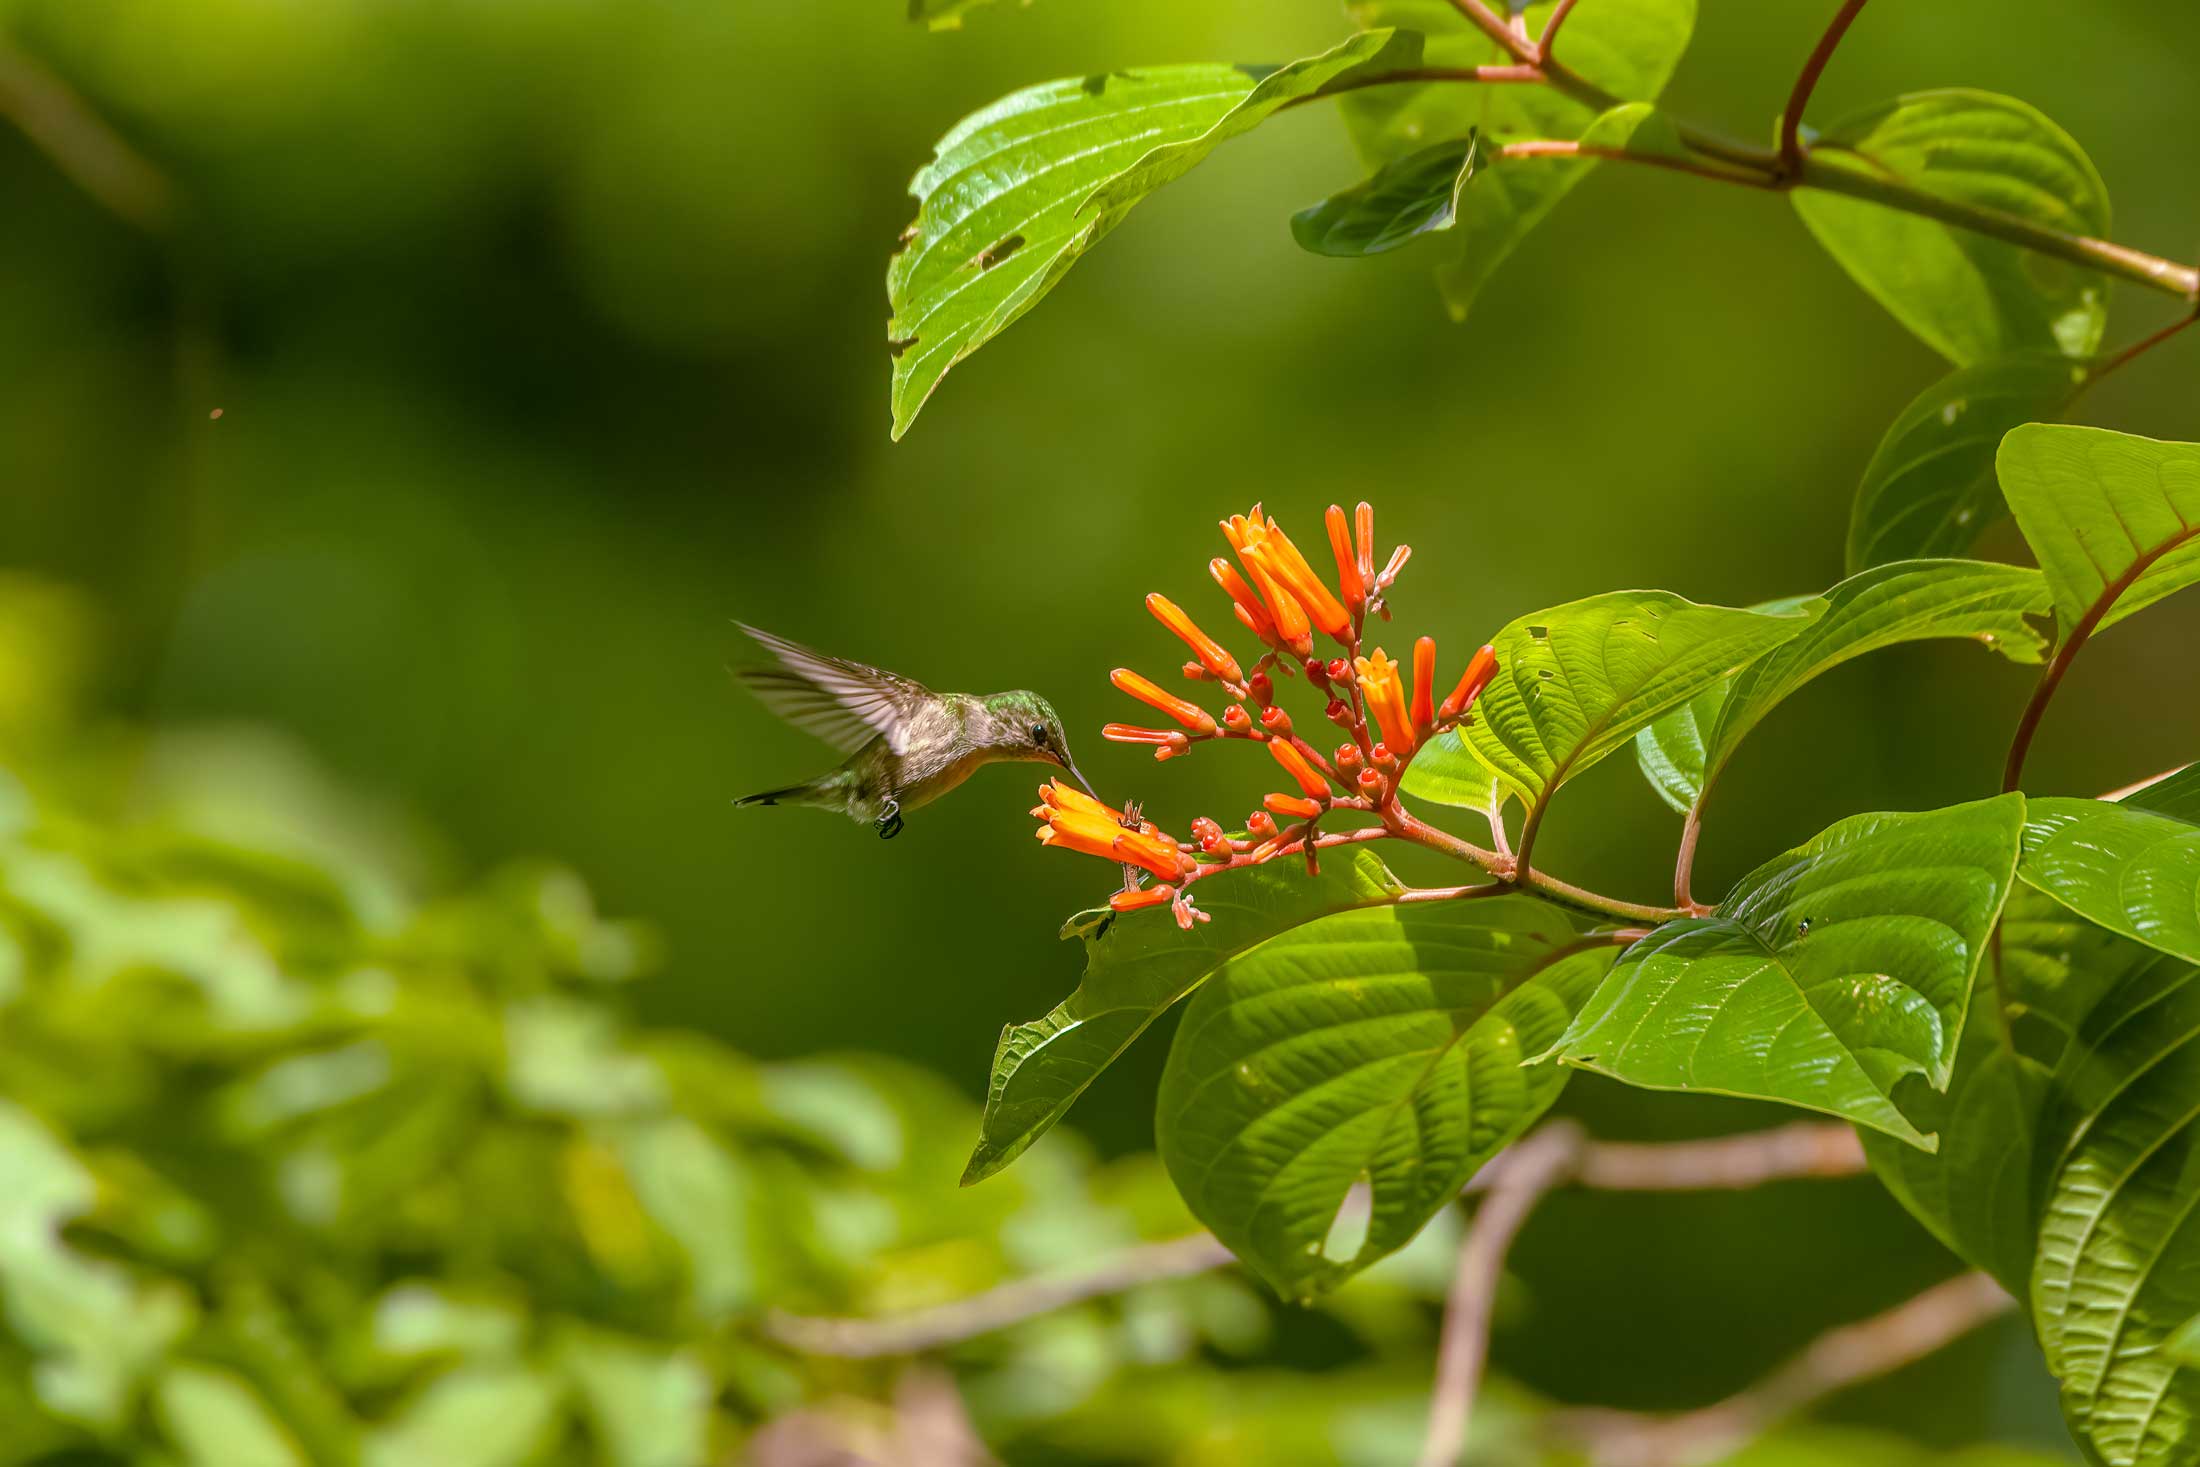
6,0 -> 2198,1459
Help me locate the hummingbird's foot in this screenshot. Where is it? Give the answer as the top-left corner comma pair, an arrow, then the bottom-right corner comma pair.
875,800 -> 904,840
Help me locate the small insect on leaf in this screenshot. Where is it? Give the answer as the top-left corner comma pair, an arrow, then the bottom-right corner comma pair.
887,334 -> 920,359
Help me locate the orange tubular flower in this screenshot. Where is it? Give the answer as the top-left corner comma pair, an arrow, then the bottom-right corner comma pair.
1034,779 -> 1118,823
1411,636 -> 1437,739
1111,668 -> 1216,734
1325,505 -> 1366,616
1209,558 -> 1277,642
1356,649 -> 1415,753
1440,644 -> 1499,721
1265,792 -> 1323,820
1035,797 -> 1186,883
1147,593 -> 1243,683
1103,723 -> 1168,744
1268,737 -> 1329,799
1354,502 -> 1376,584
1233,510 -> 1349,641
1111,884 -> 1176,913
1222,512 -> 1316,650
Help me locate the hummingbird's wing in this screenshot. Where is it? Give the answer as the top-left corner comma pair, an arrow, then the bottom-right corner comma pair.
734,623 -> 934,755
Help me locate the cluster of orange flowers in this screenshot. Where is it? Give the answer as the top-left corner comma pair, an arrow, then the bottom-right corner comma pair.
1036,503 -> 1498,928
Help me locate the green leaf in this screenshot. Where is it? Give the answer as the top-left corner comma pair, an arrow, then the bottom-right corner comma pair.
1848,353 -> 2085,571
1855,884 -> 2105,1290
363,1366 -> 562,1467
1341,0 -> 1695,319
1292,133 -> 1480,258
1999,425 -> 2200,639
0,1100 -> 194,1429
559,1328 -> 711,1467
965,849 -> 1405,1184
1794,90 -> 2113,364
1407,590 -> 1815,812
1554,796 -> 2027,1146
2020,799 -> 2200,967
2031,942 -> 2200,1465
1156,896 -> 1614,1297
610,1115 -> 756,1317
1631,562 -> 2050,811
2127,765 -> 2200,824
887,29 -> 1425,437
155,1365 -> 309,1467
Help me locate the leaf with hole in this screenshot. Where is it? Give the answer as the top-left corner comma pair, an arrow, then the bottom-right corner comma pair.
1156,895 -> 1614,1297
1340,0 -> 1695,319
1554,795 -> 2027,1146
1999,425 -> 2200,639
1794,90 -> 2112,364
1848,353 -> 2085,571
964,849 -> 1405,1184
1407,590 -> 1815,813
1632,562 -> 2049,812
2020,798 -> 2200,967
887,29 -> 1425,437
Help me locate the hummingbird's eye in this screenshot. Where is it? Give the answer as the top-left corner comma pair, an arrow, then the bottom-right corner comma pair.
1031,723 -> 1049,745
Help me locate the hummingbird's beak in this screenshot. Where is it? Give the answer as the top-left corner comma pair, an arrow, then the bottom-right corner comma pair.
1063,754 -> 1097,799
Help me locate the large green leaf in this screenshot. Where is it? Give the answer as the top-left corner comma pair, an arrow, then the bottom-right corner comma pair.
2128,766 -> 2200,825
1999,425 -> 2200,638
2021,799 -> 2200,967
1341,0 -> 1694,318
2033,940 -> 2200,1464
887,29 -> 1423,437
1156,896 -> 1613,1298
1407,590 -> 1814,811
1848,353 -> 2085,571
1794,90 -> 2113,365
1862,885 -> 2200,1463
1292,133 -> 1480,258
1859,886 -> 2128,1290
1631,562 -> 2050,812
964,849 -> 1405,1184
1554,796 -> 2027,1146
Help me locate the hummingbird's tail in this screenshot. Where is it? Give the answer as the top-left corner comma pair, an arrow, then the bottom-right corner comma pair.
733,768 -> 862,816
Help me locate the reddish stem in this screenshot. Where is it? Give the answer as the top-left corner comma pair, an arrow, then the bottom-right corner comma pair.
1779,0 -> 1873,172
1535,0 -> 1583,64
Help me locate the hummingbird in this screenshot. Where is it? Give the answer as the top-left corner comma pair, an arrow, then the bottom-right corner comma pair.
731,623 -> 1093,839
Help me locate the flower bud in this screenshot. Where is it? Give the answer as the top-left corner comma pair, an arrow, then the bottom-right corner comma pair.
1265,792 -> 1323,821
1111,884 -> 1175,913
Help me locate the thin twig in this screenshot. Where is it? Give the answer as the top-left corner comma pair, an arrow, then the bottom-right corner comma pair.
767,1124 -> 1866,1360
1554,1272 -> 2014,1467
2084,306 -> 2200,390
2004,522 -> 2200,791
0,39 -> 174,230
1417,1124 -> 1584,1467
763,1233 -> 1233,1359
1779,0 -> 1873,172
1536,0 -> 1585,65
1673,799 -> 1705,912
1443,0 -> 1534,59
1498,138 -> 1784,191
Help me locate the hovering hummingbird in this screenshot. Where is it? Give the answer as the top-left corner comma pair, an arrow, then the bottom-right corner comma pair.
731,623 -> 1093,839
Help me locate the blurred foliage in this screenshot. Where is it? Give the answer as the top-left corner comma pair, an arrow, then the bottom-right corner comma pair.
0,571 -> 2074,1467
8,0 -> 2190,1459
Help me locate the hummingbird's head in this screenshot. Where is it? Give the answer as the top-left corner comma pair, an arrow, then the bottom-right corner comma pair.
986,691 -> 1093,796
